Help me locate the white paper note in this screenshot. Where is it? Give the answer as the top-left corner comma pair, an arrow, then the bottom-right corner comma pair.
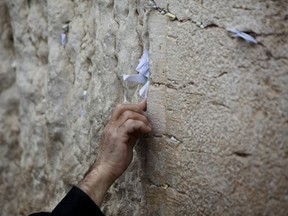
123,49 -> 150,98
139,81 -> 150,98
61,33 -> 67,47
123,74 -> 148,84
227,28 -> 257,44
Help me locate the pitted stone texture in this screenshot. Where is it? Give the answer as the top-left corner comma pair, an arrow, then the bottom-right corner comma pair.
1,0 -> 144,215
0,0 -> 20,215
147,1 -> 288,215
0,0 -> 288,216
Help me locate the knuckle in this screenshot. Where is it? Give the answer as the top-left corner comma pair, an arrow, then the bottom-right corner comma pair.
110,130 -> 119,140
123,110 -> 134,119
106,127 -> 118,139
115,104 -> 124,112
126,119 -> 135,125
116,104 -> 124,110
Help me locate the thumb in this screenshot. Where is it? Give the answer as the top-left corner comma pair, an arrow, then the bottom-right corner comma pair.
138,99 -> 147,111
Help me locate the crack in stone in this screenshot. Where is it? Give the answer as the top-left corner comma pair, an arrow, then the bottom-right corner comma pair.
232,151 -> 252,158
147,178 -> 202,214
184,148 -> 254,159
213,71 -> 228,78
232,5 -> 256,11
152,81 -> 177,90
152,80 -> 205,97
210,101 -> 230,109
258,42 -> 288,60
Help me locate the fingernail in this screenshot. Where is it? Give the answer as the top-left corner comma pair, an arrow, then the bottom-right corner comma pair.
148,126 -> 152,132
140,99 -> 147,111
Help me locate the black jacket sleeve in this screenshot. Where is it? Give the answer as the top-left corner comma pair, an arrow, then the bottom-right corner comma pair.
29,186 -> 105,216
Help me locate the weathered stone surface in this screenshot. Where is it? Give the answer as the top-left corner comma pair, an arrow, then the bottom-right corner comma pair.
0,0 -> 287,215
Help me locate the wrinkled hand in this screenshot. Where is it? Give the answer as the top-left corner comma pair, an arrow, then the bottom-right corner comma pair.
78,100 -> 151,207
95,99 -> 152,182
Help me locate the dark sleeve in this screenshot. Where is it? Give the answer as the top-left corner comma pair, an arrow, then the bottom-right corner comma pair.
29,186 -> 105,216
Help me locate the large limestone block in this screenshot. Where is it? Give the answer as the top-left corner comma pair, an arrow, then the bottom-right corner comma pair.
146,1 -> 288,215
0,0 -> 287,215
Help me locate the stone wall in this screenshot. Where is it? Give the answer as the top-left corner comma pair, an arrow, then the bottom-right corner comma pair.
0,0 -> 287,215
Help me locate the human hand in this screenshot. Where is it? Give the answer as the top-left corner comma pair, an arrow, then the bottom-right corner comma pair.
96,99 -> 151,182
78,100 -> 151,206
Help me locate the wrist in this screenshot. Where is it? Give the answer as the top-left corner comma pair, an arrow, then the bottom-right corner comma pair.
78,165 -> 115,207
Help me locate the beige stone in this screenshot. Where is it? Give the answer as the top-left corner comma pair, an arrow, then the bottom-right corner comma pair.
0,0 -> 287,215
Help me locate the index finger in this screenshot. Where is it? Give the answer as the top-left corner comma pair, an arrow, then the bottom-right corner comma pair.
110,103 -> 146,122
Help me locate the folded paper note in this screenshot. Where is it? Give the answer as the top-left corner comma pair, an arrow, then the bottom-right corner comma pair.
83,90 -> 88,101
136,49 -> 150,78
227,28 -> 257,44
123,49 -> 150,98
123,74 -> 147,84
139,81 -> 150,98
61,33 -> 67,47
